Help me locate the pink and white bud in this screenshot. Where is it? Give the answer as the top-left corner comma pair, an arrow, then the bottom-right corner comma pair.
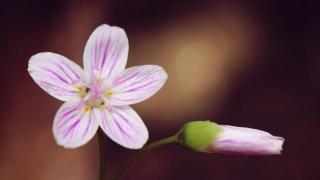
207,125 -> 284,155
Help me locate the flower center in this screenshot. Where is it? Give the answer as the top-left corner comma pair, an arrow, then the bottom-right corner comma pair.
85,95 -> 105,108
83,84 -> 106,108
76,80 -> 114,111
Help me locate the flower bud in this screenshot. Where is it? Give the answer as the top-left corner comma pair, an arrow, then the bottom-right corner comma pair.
179,121 -> 223,151
180,121 -> 284,155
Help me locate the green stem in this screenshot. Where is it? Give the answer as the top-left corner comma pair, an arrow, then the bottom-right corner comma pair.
98,129 -> 106,180
111,133 -> 181,180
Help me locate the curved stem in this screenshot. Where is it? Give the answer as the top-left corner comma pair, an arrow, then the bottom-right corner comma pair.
111,133 -> 180,180
98,129 -> 106,180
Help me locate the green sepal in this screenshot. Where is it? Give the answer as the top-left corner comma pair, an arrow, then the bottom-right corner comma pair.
180,120 -> 223,151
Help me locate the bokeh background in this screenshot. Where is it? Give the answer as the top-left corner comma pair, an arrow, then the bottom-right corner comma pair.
1,0 -> 319,179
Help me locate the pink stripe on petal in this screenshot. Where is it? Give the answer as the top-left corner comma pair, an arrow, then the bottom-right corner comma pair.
28,52 -> 84,101
82,113 -> 94,138
60,60 -> 81,79
114,110 -> 142,136
83,24 -> 128,82
124,81 -> 156,93
112,115 -> 134,143
53,102 -> 99,148
94,106 -> 148,149
112,71 -> 140,87
109,96 -> 147,104
108,65 -> 168,106
61,107 -> 78,118
38,81 -> 69,92
63,118 -> 81,138
56,64 -> 74,82
106,38 -> 125,78
114,71 -> 152,91
44,68 -> 70,84
100,34 -> 112,70
58,113 -> 78,129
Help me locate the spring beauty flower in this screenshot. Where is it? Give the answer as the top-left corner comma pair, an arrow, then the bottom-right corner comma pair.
28,24 -> 168,149
180,121 -> 284,155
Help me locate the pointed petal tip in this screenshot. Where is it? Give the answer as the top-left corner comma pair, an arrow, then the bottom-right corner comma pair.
273,136 -> 285,155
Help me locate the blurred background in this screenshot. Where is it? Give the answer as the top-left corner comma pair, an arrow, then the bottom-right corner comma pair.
1,0 -> 319,179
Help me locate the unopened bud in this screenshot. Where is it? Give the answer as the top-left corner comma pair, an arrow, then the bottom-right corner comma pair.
179,121 -> 284,155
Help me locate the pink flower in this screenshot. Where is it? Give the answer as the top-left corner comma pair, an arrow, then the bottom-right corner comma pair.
208,125 -> 284,155
28,24 -> 168,149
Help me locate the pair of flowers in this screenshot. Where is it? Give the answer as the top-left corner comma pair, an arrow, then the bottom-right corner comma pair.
28,24 -> 284,154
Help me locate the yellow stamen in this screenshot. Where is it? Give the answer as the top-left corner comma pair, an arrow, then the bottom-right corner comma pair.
76,86 -> 83,92
76,86 -> 87,96
106,90 -> 113,97
83,105 -> 91,113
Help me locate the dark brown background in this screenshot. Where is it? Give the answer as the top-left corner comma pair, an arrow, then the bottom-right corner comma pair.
1,0 -> 319,179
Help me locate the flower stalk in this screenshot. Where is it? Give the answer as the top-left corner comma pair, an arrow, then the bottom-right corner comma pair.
111,133 -> 180,180
98,129 -> 106,180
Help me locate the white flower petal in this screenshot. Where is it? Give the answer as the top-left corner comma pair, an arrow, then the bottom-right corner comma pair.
83,24 -> 128,82
53,102 -> 99,148
211,125 -> 284,155
107,65 -> 168,106
94,106 -> 148,149
28,52 -> 84,101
